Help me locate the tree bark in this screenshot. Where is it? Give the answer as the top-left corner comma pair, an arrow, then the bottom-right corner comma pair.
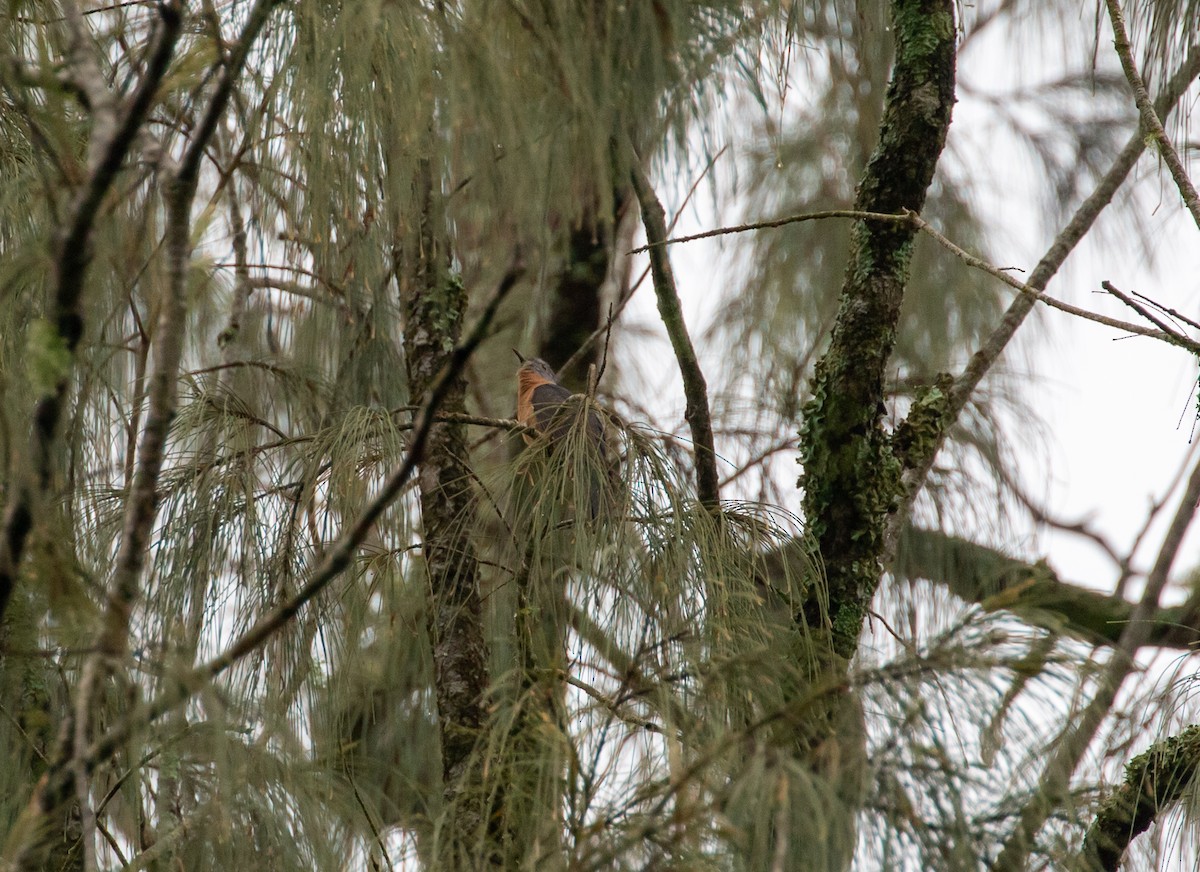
1077,725 -> 1200,872
397,161 -> 493,860
538,206 -> 618,390
799,0 -> 957,660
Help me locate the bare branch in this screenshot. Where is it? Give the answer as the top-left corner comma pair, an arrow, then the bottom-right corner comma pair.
245,275 -> 340,306
87,0 -> 280,658
1105,0 -> 1200,229
951,44 -> 1200,416
627,209 -> 909,254
1101,280 -> 1199,348
629,156 -> 720,506
624,206 -> 1188,349
887,47 -> 1200,554
908,212 -> 1200,353
993,452 -> 1200,871
4,5 -> 286,866
719,436 -> 798,490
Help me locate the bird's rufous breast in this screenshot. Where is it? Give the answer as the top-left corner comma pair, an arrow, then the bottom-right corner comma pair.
517,367 -> 556,443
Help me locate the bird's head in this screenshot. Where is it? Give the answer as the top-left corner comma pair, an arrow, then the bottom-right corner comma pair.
513,350 -> 558,383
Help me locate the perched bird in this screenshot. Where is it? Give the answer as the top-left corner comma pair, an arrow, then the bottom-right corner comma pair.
514,350 -> 609,517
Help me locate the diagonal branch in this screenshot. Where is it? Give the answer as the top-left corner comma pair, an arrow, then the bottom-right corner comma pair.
993,452 -> 1200,872
887,46 -> 1200,553
0,262 -> 522,872
1105,0 -> 1200,229
0,0 -> 183,627
1100,280 -> 1199,346
949,44 -> 1200,423
1075,725 -> 1200,872
629,157 -> 720,506
177,0 -> 282,187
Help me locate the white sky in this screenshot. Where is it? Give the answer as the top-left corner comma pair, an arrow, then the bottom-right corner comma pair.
614,23 -> 1200,865
622,11 -> 1200,605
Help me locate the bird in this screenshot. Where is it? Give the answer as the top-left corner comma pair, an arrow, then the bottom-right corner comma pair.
514,350 -> 609,518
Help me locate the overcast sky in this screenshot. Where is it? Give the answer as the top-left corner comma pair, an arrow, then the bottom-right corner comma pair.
621,11 -> 1200,606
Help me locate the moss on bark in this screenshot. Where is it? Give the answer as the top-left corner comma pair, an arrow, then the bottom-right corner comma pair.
1079,725 -> 1200,871
398,162 -> 493,860
799,0 -> 957,661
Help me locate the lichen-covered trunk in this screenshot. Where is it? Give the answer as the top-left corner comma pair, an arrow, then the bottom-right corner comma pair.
800,0 -> 957,661
397,162 -> 493,861
789,6 -> 956,866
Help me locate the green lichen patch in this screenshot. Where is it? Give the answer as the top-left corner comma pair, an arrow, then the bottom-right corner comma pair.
26,319 -> 72,397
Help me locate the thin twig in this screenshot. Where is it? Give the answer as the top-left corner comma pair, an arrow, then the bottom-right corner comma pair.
1132,291 -> 1200,333
908,212 -> 1199,351
1105,0 -> 1200,229
1101,280 -> 1195,346
628,209 -> 909,254
563,674 -> 662,733
596,303 -> 614,385
2,263 -> 524,865
1115,440 -> 1200,598
177,0 -> 281,186
219,173 -> 254,349
96,818 -> 128,867
885,47 -> 1200,555
718,436 -> 797,489
558,273 -> 641,380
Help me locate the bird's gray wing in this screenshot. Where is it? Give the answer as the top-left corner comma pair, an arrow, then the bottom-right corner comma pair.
530,382 -> 574,442
531,383 -> 613,519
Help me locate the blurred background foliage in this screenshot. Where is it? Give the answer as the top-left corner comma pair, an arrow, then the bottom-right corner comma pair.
0,0 -> 1198,869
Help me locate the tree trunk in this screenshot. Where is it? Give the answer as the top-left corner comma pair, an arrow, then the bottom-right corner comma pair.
397,161 -> 493,863
790,4 -> 957,868
800,0 -> 957,661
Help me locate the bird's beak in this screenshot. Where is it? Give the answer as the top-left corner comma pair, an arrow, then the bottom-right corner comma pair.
512,349 -> 526,364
